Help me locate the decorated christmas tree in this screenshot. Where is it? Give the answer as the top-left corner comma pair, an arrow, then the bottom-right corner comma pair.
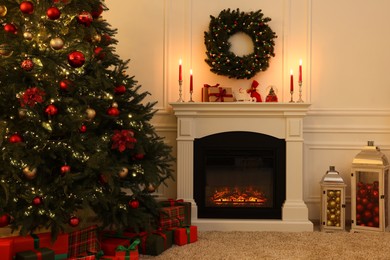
0,0 -> 174,239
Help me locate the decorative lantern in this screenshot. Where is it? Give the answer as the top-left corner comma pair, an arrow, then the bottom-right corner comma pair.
320,166 -> 346,231
351,141 -> 389,232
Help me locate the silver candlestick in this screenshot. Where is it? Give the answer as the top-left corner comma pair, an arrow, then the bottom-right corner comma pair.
189,90 -> 194,102
177,80 -> 184,102
297,81 -> 304,103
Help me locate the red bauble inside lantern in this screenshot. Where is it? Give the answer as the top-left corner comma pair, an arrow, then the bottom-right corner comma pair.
47,6 -> 61,20
20,1 -> 34,14
77,11 -> 93,26
9,134 -> 23,143
4,23 -> 17,34
69,216 -> 80,227
68,51 -> 85,68
45,104 -> 58,116
0,214 -> 10,227
129,199 -> 139,209
114,85 -> 126,94
32,196 -> 42,206
107,107 -> 120,117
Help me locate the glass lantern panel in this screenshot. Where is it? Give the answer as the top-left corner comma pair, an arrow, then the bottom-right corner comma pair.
326,189 -> 342,227
355,171 -> 379,227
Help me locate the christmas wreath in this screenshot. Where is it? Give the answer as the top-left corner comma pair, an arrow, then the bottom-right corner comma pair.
204,9 -> 277,79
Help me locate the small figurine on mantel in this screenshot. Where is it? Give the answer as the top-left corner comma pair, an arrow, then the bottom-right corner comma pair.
247,80 -> 262,102
265,86 -> 278,102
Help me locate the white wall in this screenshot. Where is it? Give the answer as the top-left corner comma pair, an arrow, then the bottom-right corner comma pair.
105,0 -> 390,220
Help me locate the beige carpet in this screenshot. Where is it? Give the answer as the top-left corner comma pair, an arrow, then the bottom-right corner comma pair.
140,230 -> 390,259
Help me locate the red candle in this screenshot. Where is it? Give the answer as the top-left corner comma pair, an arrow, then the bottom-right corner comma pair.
290,69 -> 294,92
179,59 -> 182,81
299,59 -> 302,82
190,69 -> 193,92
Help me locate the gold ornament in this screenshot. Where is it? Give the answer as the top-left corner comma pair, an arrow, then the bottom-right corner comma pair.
23,32 -> 33,41
50,37 -> 64,50
112,102 -> 118,108
42,122 -> 52,132
147,183 -> 157,193
0,44 -> 13,58
85,108 -> 96,120
23,167 -> 37,180
18,108 -> 27,117
119,167 -> 129,178
92,33 -> 101,43
0,5 -> 7,17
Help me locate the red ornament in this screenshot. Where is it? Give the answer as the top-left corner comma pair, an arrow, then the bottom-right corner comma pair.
47,6 -> 61,20
21,59 -> 34,71
59,79 -> 72,91
20,87 -> 45,107
107,107 -> 120,117
45,104 -> 58,116
69,216 -> 80,227
114,85 -> 126,94
60,165 -> 71,175
9,134 -> 23,143
93,47 -> 105,60
111,130 -> 137,152
79,125 -> 87,133
129,199 -> 139,209
77,11 -> 93,27
372,190 -> 379,200
4,23 -> 17,34
68,51 -> 85,68
0,214 -> 10,227
91,5 -> 103,19
20,1 -> 34,14
134,153 -> 145,160
32,196 -> 42,206
101,34 -> 111,46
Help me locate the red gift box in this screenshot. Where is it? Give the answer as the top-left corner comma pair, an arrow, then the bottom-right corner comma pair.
0,238 -> 13,260
101,238 -> 130,256
174,226 -> 197,246
159,206 -> 185,230
114,239 -> 140,260
208,87 -> 234,102
11,232 -> 68,259
68,225 -> 100,258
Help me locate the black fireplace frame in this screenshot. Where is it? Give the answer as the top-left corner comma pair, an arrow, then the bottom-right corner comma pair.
194,131 -> 286,219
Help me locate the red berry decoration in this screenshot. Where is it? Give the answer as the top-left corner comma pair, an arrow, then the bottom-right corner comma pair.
9,134 -> 23,143
60,165 -> 71,175
129,199 -> 139,209
45,104 -> 58,116
79,125 -> 87,133
0,214 -> 10,227
21,59 -> 34,71
4,23 -> 17,34
77,11 -> 93,26
20,1 -> 34,14
69,216 -> 80,227
32,196 -> 42,206
107,107 -> 120,117
68,51 -> 85,68
47,6 -> 61,20
114,85 -> 126,94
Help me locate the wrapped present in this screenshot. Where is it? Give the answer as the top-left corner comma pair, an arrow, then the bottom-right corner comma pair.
208,87 -> 234,102
247,80 -> 262,102
139,230 -> 173,256
68,225 -> 100,258
101,237 -> 130,256
12,233 -> 68,260
202,84 -> 219,102
0,238 -> 13,260
174,226 -> 197,246
158,205 -> 185,230
114,239 -> 140,260
15,248 -> 55,260
159,199 -> 191,226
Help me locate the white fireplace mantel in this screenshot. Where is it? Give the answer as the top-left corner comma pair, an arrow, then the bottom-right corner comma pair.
170,102 -> 313,232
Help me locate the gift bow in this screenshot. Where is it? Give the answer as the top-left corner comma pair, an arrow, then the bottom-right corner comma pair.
203,83 -> 220,89
247,80 -> 262,102
210,87 -> 233,102
168,198 -> 184,206
116,238 -> 140,252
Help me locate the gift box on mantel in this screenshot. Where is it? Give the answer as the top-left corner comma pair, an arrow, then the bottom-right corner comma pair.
159,199 -> 191,226
158,205 -> 185,230
202,84 -> 219,102
208,87 -> 234,102
174,226 -> 197,246
15,248 -> 55,260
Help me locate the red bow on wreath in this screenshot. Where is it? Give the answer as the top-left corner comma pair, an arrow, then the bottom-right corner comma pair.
247,80 -> 262,102
111,129 -> 137,152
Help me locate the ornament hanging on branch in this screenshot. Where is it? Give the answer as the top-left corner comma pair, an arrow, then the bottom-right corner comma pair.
20,1 -> 34,15
69,216 -> 80,227
9,134 -> 23,143
114,85 -> 126,95
23,166 -> 37,180
4,23 -> 17,34
60,165 -> 71,176
45,104 -> 58,116
20,87 -> 45,107
111,129 -> 137,152
0,214 -> 10,227
50,37 -> 64,50
106,106 -> 120,117
59,79 -> 72,91
68,51 -> 85,68
77,11 -> 93,27
23,31 -> 33,41
0,44 -> 13,58
118,167 -> 129,178
0,5 -> 7,17
21,59 -> 34,71
128,199 -> 139,209
47,6 -> 61,20
79,124 -> 87,133
32,196 -> 43,206
85,108 -> 96,120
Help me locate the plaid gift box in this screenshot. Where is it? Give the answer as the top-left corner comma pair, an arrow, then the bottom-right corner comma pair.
174,226 -> 197,246
67,252 -> 96,260
159,199 -> 191,226
15,247 -> 54,260
0,237 -> 13,260
158,205 -> 185,230
68,225 -> 100,258
208,87 -> 234,102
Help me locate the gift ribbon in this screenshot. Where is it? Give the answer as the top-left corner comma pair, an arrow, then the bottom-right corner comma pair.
30,234 -> 40,249
116,239 -> 140,259
209,87 -> 233,102
152,229 -> 168,249
32,249 -> 43,260
168,198 -> 184,207
186,227 -> 191,244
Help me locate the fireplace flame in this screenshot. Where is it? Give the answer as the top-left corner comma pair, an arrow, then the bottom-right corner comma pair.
211,187 -> 267,206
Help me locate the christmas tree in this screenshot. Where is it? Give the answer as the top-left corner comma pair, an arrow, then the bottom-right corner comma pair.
0,0 -> 174,239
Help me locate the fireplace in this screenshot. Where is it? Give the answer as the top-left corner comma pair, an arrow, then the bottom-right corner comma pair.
170,102 -> 313,232
194,131 -> 286,219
